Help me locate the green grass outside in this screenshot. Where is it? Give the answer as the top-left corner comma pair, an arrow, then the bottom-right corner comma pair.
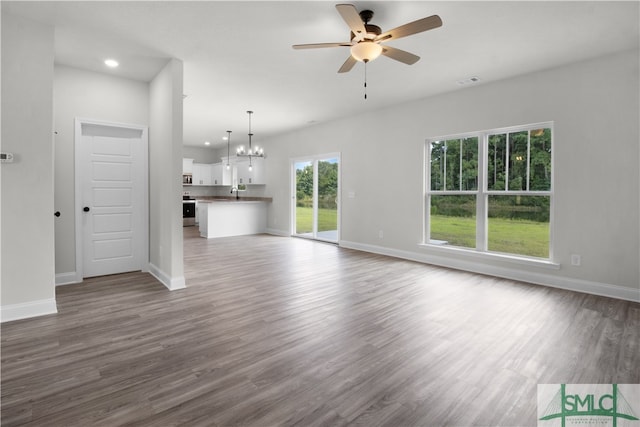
294,208 -> 548,258
430,214 -> 549,258
296,207 -> 337,234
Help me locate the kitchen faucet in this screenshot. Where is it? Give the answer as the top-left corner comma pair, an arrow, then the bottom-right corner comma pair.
230,186 -> 239,200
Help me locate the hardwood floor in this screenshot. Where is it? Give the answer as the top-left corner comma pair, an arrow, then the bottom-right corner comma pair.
2,227 -> 639,426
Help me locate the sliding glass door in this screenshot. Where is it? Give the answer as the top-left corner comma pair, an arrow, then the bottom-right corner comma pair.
292,154 -> 340,242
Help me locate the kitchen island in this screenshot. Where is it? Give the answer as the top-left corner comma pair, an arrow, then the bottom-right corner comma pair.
197,198 -> 271,239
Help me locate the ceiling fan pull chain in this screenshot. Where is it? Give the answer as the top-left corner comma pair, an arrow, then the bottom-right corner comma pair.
364,61 -> 368,100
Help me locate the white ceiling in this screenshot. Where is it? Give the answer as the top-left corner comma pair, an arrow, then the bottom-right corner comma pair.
4,1 -> 639,148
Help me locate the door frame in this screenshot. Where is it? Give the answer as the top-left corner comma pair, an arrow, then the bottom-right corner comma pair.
290,152 -> 341,243
74,117 -> 149,282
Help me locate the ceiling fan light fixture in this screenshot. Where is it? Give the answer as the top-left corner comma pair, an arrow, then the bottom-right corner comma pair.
350,41 -> 382,63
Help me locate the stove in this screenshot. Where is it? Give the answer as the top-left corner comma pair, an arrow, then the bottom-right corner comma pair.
183,195 -> 196,226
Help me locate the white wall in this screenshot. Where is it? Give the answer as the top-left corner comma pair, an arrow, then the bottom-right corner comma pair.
149,59 -> 185,290
53,65 -> 149,282
1,13 -> 57,321
262,49 -> 640,301
183,146 -> 218,164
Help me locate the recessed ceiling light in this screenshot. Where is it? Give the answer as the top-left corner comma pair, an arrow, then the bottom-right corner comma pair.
104,59 -> 119,68
204,141 -> 211,146
222,136 -> 228,141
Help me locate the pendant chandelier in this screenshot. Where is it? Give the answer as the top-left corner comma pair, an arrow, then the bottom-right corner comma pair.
236,111 -> 264,168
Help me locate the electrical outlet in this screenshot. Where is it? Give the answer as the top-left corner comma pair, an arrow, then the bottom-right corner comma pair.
571,254 -> 581,266
378,230 -> 384,239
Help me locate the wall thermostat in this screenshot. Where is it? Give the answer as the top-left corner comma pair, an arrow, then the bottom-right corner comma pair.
1,153 -> 14,163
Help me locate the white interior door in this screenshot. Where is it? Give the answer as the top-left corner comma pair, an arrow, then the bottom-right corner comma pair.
77,121 -> 148,278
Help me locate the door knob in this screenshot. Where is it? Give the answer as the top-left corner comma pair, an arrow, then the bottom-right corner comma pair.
83,207 -> 90,212
54,211 -> 61,217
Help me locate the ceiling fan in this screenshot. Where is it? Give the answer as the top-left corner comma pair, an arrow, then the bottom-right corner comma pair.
292,4 -> 442,73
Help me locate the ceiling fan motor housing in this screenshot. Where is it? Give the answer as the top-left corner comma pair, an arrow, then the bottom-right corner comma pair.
350,24 -> 382,41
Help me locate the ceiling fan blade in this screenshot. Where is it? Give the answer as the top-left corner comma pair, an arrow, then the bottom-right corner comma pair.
375,15 -> 442,42
338,56 -> 357,73
293,42 -> 352,50
336,4 -> 367,41
381,45 -> 420,65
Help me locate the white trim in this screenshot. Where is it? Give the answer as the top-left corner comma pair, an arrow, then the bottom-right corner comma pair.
418,243 -> 560,269
339,240 -> 640,303
1,299 -> 58,323
74,117 -> 149,280
266,227 -> 289,237
148,263 -> 186,291
55,272 -> 81,286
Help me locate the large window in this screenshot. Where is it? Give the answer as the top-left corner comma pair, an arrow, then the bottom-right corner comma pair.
426,124 -> 552,259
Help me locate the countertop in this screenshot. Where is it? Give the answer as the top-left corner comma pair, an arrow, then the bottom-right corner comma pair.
195,196 -> 273,203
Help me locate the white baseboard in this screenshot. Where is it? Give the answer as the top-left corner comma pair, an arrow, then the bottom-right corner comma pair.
55,271 -> 81,286
148,263 -> 186,291
1,299 -> 58,323
266,227 -> 290,237
339,240 -> 640,303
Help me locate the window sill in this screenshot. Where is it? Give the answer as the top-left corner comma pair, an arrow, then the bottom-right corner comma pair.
418,243 -> 560,270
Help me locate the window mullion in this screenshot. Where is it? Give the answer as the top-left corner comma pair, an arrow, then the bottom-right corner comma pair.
476,133 -> 487,251
459,139 -> 463,191
443,143 -> 447,191
526,131 -> 531,191
505,133 -> 510,191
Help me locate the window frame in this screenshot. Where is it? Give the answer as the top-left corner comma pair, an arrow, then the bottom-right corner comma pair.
424,122 -> 555,263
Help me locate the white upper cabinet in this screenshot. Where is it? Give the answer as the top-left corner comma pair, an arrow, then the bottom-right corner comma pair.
221,163 -> 234,186
211,163 -> 232,186
211,163 -> 222,186
185,158 -> 236,186
183,158 -> 194,174
192,163 -> 213,186
236,157 -> 265,185
220,156 -> 266,186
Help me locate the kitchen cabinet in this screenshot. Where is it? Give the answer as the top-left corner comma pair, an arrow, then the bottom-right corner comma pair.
183,158 -> 194,174
198,200 -> 267,238
195,200 -> 200,224
214,160 -> 234,185
192,163 -> 213,186
211,163 -> 222,186
235,157 -> 265,185
220,156 -> 266,186
222,164 -> 233,186
211,163 -> 232,186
